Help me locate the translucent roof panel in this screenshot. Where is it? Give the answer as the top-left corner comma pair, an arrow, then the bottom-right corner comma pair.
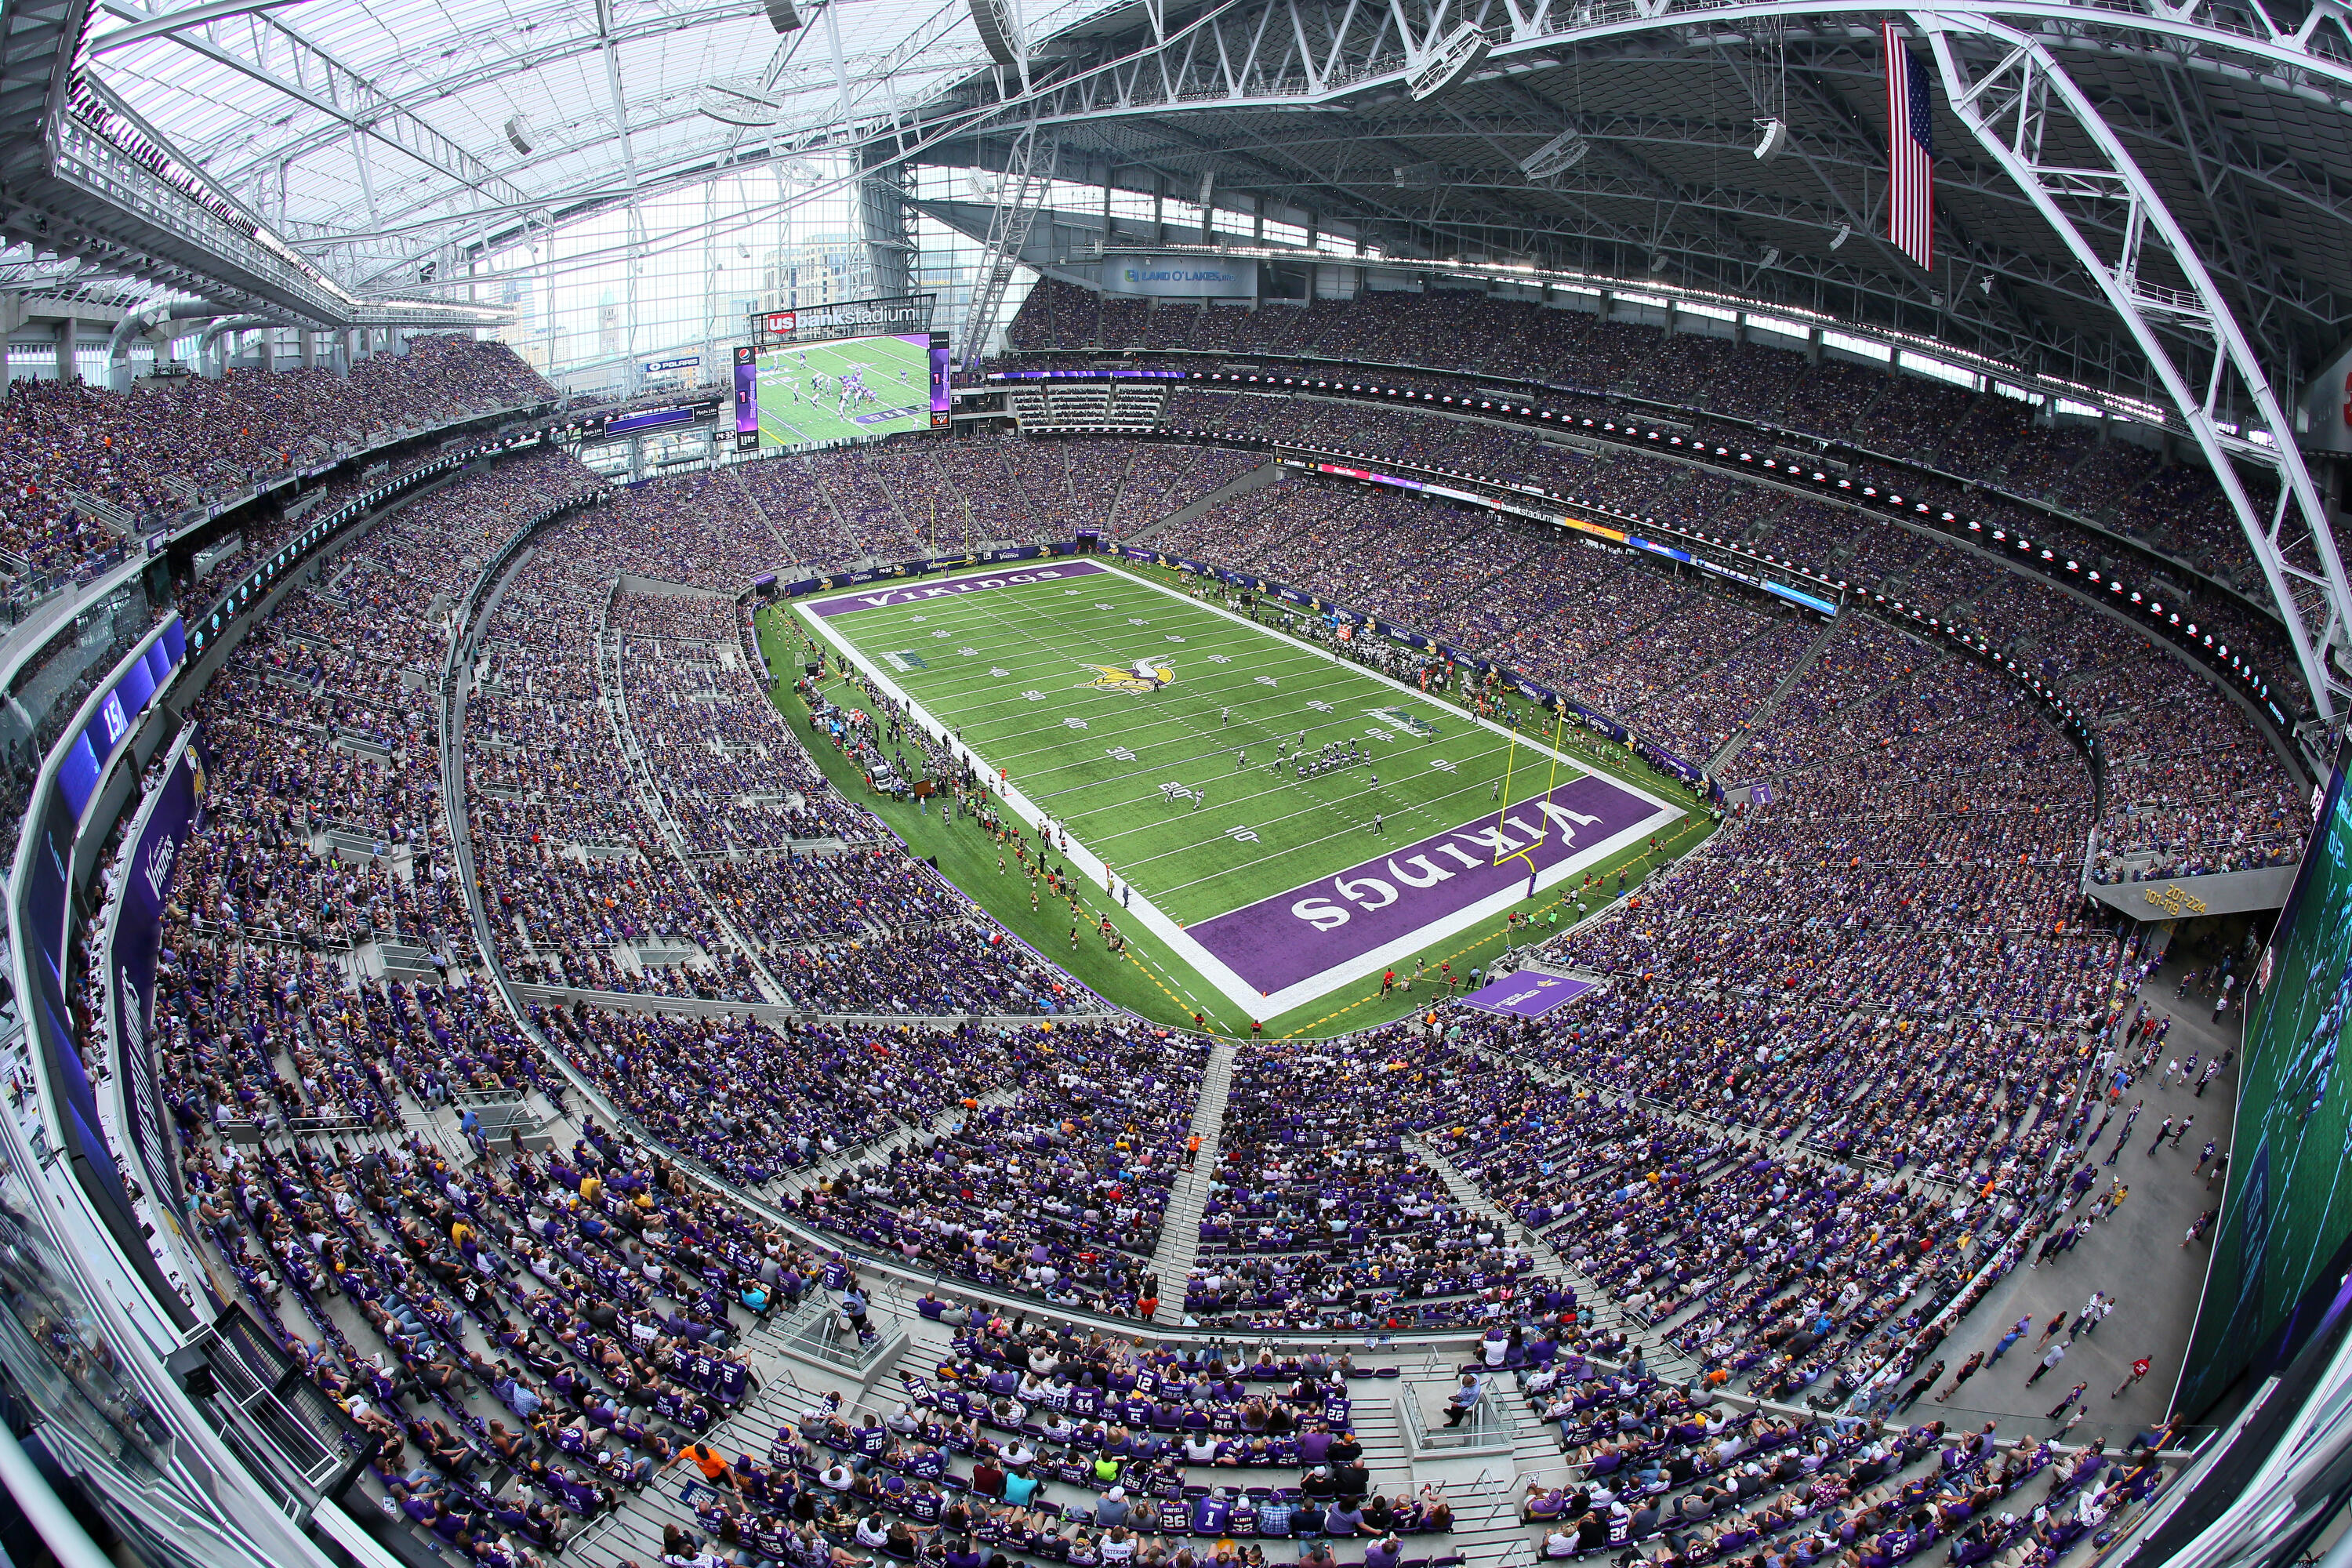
79,0 -> 1111,299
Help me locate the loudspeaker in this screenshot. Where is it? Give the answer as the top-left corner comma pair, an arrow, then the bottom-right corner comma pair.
165,1344 -> 219,1401
1754,119 -> 1791,162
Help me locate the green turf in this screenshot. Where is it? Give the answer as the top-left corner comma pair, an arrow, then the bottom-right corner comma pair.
757,560 -> 1719,1036
803,568 -> 1591,924
753,336 -> 932,448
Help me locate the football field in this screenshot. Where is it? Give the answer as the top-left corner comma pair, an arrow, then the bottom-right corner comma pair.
754,335 -> 933,448
796,561 -> 1686,1018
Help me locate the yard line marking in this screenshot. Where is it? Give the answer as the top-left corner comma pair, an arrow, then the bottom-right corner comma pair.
795,561 -> 1689,1017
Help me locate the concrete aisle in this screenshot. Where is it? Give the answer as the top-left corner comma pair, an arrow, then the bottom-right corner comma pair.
1894,956 -> 2241,1448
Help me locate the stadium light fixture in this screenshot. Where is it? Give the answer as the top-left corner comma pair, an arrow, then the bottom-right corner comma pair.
969,0 -> 1023,66
1407,22 -> 1490,100
1522,129 -> 1590,180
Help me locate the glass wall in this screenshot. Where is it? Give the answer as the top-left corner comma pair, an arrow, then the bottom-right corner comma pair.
458,157 -> 1401,387
475,161 -> 1052,390
0,1142 -> 172,1477
478,162 -> 887,398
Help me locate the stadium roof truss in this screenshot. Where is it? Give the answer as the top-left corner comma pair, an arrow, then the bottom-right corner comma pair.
894,0 -> 2352,722
45,0 -> 2352,717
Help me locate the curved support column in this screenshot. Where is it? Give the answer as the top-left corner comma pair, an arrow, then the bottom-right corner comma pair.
1911,9 -> 2352,737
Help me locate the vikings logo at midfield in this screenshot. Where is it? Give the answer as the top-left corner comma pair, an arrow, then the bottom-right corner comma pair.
1079,658 -> 1175,695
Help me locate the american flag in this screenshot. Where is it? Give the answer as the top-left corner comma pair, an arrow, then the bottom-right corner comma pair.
1884,22 -> 1934,270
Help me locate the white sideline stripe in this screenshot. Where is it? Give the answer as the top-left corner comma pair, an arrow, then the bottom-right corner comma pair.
796,561 -> 1686,1019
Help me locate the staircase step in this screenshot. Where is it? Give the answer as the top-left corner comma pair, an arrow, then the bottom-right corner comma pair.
1150,1042 -> 1235,1324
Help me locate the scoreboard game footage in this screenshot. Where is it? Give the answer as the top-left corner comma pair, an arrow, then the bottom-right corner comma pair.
732,294 -> 949,452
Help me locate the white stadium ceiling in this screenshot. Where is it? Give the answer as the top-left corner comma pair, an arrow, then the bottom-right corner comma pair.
71,0 -> 1119,292
52,0 -> 2352,397
37,0 -> 2352,719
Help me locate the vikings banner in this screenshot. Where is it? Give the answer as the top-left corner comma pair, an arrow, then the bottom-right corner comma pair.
111,734 -> 206,1208
804,559 -> 1112,616
1185,774 -> 1676,1005
1461,971 -> 1599,1018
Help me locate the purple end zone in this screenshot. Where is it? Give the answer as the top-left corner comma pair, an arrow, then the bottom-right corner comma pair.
1187,773 -> 1668,996
808,560 -> 1108,617
1462,972 -> 1597,1018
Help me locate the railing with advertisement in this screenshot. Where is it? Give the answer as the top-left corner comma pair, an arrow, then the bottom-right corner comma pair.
990,352 -> 2285,706
102,727 -> 206,1229
1008,358 -> 2286,734
1274,452 -> 1843,619
0,435 -> 596,1568
13,614 -> 192,1333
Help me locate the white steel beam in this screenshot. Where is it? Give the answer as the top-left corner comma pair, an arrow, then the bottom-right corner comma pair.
1915,8 -> 2352,729
959,122 -> 1055,370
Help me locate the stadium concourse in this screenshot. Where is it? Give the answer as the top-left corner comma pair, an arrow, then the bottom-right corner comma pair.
46,289 -> 2270,1568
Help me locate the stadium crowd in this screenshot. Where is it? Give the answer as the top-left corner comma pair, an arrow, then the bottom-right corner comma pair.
791,1025 -> 1207,1316
1009,278 -> 2271,586
17,290 -> 2259,1568
1139,437 -> 2293,886
459,488 -> 1115,1019
0,336 -> 552,580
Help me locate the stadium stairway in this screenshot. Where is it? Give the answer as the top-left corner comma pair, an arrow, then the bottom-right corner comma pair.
779,1087 -> 1024,1200
805,459 -> 866,549
1403,1136 -> 1577,1286
1342,1371 -> 1422,1501
1402,1135 -> 1664,1377
1120,459 -> 1287,546
726,463 -> 799,561
1366,1366 -> 1538,1555
1098,452 -> 1142,537
563,1298 -> 834,1568
592,614 -> 791,1004
1704,612 -> 1850,778
1151,1043 -> 1235,1325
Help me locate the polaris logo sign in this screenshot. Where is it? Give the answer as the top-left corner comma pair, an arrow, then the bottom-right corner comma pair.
1099,256 -> 1256,299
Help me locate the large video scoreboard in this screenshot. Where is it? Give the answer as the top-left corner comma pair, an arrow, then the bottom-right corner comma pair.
731,294 -> 949,453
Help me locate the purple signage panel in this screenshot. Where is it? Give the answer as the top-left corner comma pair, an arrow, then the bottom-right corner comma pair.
112,739 -> 204,1207
1188,773 -> 1670,998
1461,971 -> 1596,1018
734,345 -> 758,439
805,559 -> 1109,618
